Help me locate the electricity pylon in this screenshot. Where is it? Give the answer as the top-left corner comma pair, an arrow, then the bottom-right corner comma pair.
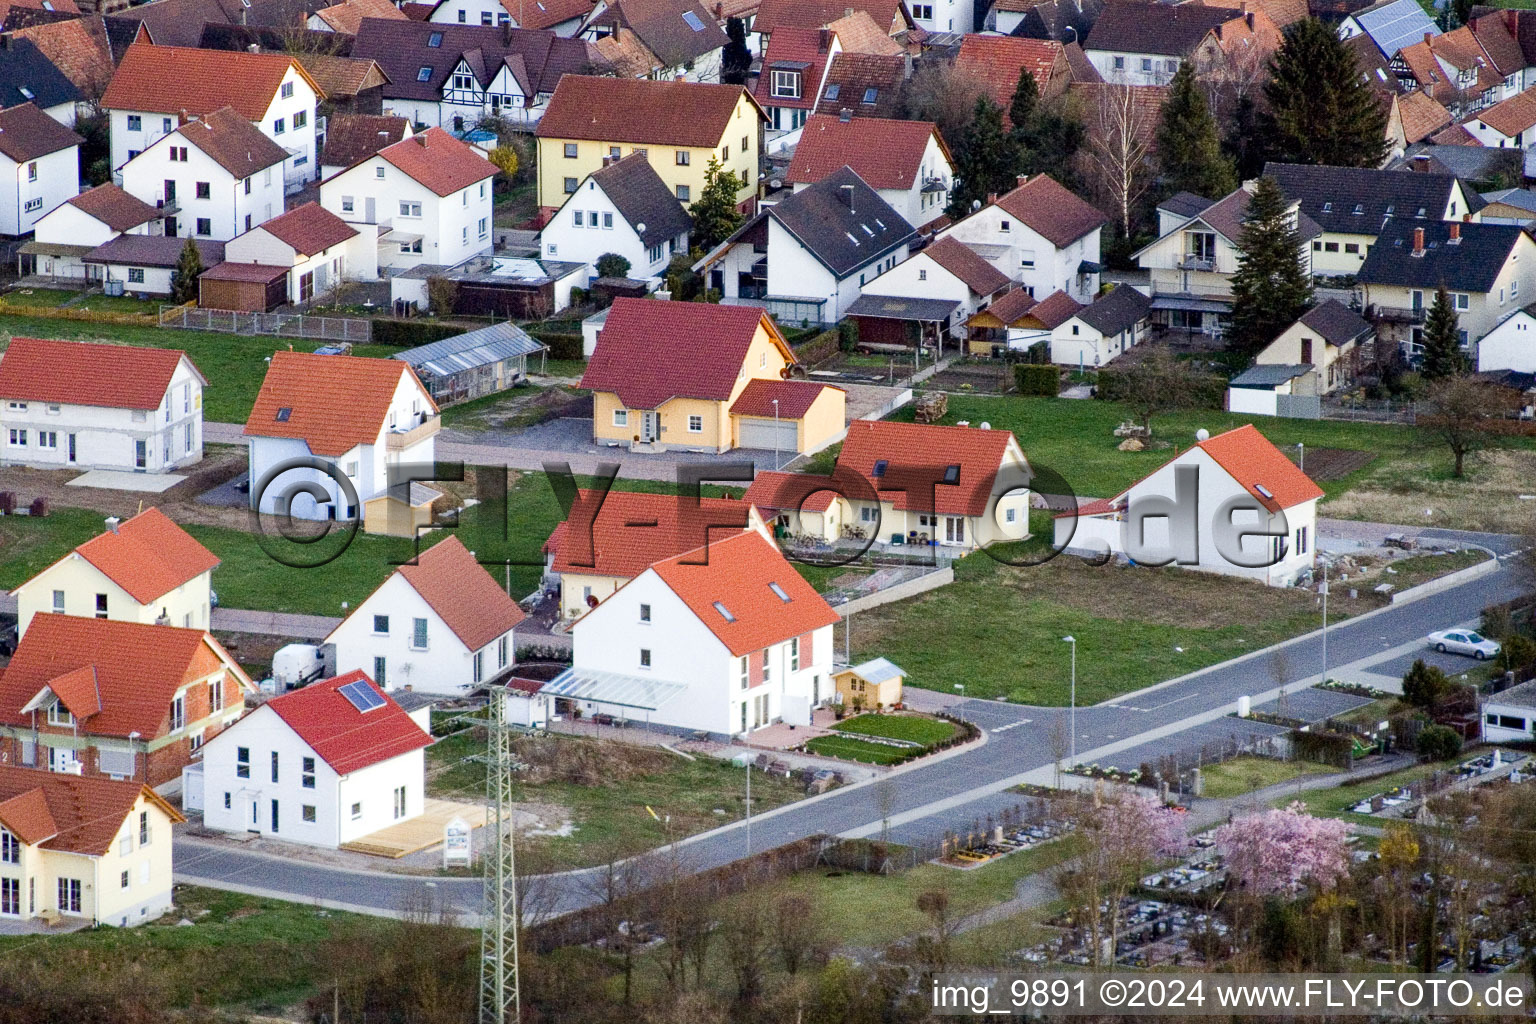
479,687 -> 519,1024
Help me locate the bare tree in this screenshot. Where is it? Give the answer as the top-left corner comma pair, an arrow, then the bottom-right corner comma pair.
1083,83 -> 1156,238
1421,376 -> 1523,478
772,893 -> 828,974
720,892 -> 772,1006
1116,348 -> 1206,436
899,63 -> 989,154
583,848 -> 647,1007
914,885 -> 963,970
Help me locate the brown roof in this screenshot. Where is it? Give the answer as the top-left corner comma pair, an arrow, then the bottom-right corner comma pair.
543,489 -> 759,578
1203,0 -> 1306,28
295,53 -> 391,101
0,101 -> 82,163
994,174 -> 1107,246
785,114 -> 946,190
1062,39 -> 1101,83
0,615 -> 248,739
313,0 -> 407,32
594,28 -> 661,77
0,766 -> 184,858
1475,88 -> 1536,137
1027,289 -> 1084,328
244,350 -> 436,457
920,236 -> 1010,295
8,16 -> 115,96
955,34 -> 1068,128
825,9 -> 904,54
1071,80 -> 1168,149
394,536 -> 525,650
320,114 -> 411,169
588,0 -> 728,69
59,183 -> 160,233
1431,122 -> 1479,146
980,286 -> 1038,325
200,261 -> 288,283
170,106 -> 290,177
509,0 -> 596,30
753,26 -> 838,110
101,42 -> 324,118
1471,12 -> 1527,77
728,377 -> 841,417
0,336 -> 199,410
375,127 -> 495,195
1398,89 -> 1453,143
536,75 -> 757,146
65,507 -> 219,605
813,51 -> 905,118
753,0 -> 904,35
254,202 -> 357,256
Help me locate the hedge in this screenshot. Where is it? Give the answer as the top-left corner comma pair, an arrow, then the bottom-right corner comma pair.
370,319 -> 463,347
529,331 -> 584,360
1014,363 -> 1061,397
792,328 -> 841,366
1289,728 -> 1355,768
0,299 -> 158,326
1095,366 -> 1227,409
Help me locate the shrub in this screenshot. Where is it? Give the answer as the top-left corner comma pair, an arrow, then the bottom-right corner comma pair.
1402,658 -> 1452,709
1014,363 -> 1060,397
1096,364 -> 1227,408
1416,723 -> 1463,761
1494,634 -> 1536,674
28,497 -> 47,517
529,331 -> 584,360
594,253 -> 631,279
837,319 -> 859,352
370,320 -> 462,347
426,275 -> 459,315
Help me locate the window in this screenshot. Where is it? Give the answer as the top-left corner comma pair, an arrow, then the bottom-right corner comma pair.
274,117 -> 285,135
613,408 -> 629,426
564,143 -> 579,158
302,756 -> 315,789
911,2 -> 931,16
602,212 -> 612,228
1141,57 -> 1152,71
51,589 -> 64,614
58,879 -> 81,914
417,67 -> 432,82
294,110 -> 307,129
169,694 -> 185,732
162,118 -> 171,133
195,181 -> 211,200
0,878 -> 16,916
676,185 -> 690,202
790,636 -> 800,672
127,114 -> 142,131
640,648 -> 652,668
224,792 -> 231,810
739,656 -> 749,690
761,649 -> 771,682
1,829 -> 18,864
498,635 -> 508,667
428,30 -> 443,45
1455,293 -> 1470,310
302,805 -> 317,823
139,810 -> 150,847
281,81 -> 295,99
271,751 -> 279,783
376,165 -> 386,178
209,679 -> 223,713
1345,243 -> 1359,254
6,429 -> 24,447
399,201 -> 422,217
393,786 -> 407,819
862,87 -> 878,104
1113,55 -> 1125,69
237,747 -> 250,778
722,145 -> 730,160
195,218 -> 211,236
351,802 -> 362,820
825,83 -> 840,101
400,238 -> 423,254
189,731 -> 204,753
564,177 -> 578,194
1006,507 -> 1017,523
1324,242 -> 1338,252
453,72 -> 473,90
770,70 -> 801,98
999,220 -> 1011,232
675,150 -> 690,165
742,135 -> 748,152
127,267 -> 145,284
374,656 -> 387,687
479,217 -> 488,238
412,617 -> 428,650
95,593 -> 107,617
609,146 -> 622,159
687,414 -> 703,432
473,650 -> 484,683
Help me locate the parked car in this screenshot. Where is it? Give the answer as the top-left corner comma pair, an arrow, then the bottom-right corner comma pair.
1426,629 -> 1501,660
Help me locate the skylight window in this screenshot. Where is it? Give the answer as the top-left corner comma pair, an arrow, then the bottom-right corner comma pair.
1353,204 -> 1363,215
712,601 -> 736,622
861,223 -> 874,236
862,87 -> 877,103
1322,202 -> 1332,213
682,10 -> 704,30
943,464 -> 960,484
418,66 -> 433,81
845,232 -> 859,245
825,83 -> 840,100
275,407 -> 292,422
428,31 -> 443,46
872,459 -> 888,477
1254,483 -> 1275,499
768,582 -> 791,602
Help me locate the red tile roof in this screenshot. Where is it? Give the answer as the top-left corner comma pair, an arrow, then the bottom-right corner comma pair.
67,507 -> 220,605
1027,289 -> 1084,329
0,615 -> 248,739
742,469 -> 837,513
0,766 -> 183,857
581,298 -> 792,409
544,489 -> 758,578
254,201 -> 357,257
60,183 -> 160,233
1195,423 -> 1323,512
981,287 -> 1038,325
8,16 -> 112,96
0,336 -> 200,411
838,419 -> 1021,516
46,665 -> 102,720
0,101 -> 83,163
396,535 -> 525,650
753,0 -> 904,35
813,52 -> 905,118
101,42 -> 324,119
312,0 -> 407,33
649,529 -> 840,656
729,378 -> 841,418
265,670 -> 432,775
508,0 -> 595,30
785,114 -> 947,190
536,76 -> 759,147
753,27 -> 837,111
955,34 -> 1067,128
377,127 -> 495,196
920,236 -> 1010,296
994,174 -> 1107,247
244,351 -> 435,457
1475,88 -> 1536,138
170,106 -> 290,178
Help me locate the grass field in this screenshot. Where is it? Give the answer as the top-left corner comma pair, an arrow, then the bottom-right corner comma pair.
1278,763 -> 1439,823
834,712 -> 958,745
1375,548 -> 1491,589
803,734 -> 912,764
1197,756 -> 1337,799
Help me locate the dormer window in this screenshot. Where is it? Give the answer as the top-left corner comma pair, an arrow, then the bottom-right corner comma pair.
1322,202 -> 1332,213
47,700 -> 71,726
943,464 -> 960,484
872,459 -> 887,477
770,69 -> 801,99
1353,204 -> 1363,215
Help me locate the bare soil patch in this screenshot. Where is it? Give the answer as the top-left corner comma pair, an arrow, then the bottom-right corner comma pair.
0,445 -> 252,529
1323,448 -> 1536,534
1292,447 -> 1377,482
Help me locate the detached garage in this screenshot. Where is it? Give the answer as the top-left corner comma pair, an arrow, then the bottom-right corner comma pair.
729,378 -> 845,456
200,262 -> 288,312
1483,679 -> 1536,743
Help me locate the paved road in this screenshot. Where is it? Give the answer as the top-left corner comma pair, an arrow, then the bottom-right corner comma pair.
0,592 -> 340,640
172,550 -> 1529,923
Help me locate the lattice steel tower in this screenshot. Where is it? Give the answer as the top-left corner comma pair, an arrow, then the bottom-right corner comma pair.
479,687 -> 520,1024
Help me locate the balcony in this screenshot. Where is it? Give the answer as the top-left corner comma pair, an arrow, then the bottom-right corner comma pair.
1371,305 -> 1426,324
385,414 -> 441,451
1178,255 -> 1216,272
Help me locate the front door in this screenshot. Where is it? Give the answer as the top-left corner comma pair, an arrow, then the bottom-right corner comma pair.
134,439 -> 147,470
365,197 -> 376,224
640,411 -> 659,442
945,516 -> 966,545
270,799 -> 279,833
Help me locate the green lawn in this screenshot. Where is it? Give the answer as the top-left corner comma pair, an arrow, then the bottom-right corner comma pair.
68,293 -> 165,316
833,712 -> 958,746
0,315 -> 401,423
1,287 -> 80,308
1278,763 -> 1440,823
803,734 -> 912,764
1378,548 -> 1491,589
1198,756 -> 1337,799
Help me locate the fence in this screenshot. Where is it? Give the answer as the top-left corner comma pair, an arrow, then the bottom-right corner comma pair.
159,305 -> 373,343
1322,396 -> 1418,424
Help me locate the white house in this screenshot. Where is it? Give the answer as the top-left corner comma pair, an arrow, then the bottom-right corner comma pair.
118,107 -> 288,242
0,102 -> 82,238
11,507 -> 218,639
243,350 -> 439,522
216,202 -> 376,305
938,174 -> 1106,304
695,166 -> 916,325
24,184 -> 163,282
1482,679 -> 1536,743
1,37 -> 81,128
540,153 -> 691,283
1049,283 -> 1153,368
753,26 -> 842,141
1478,304 -> 1536,373
81,236 -> 225,298
553,529 -> 840,737
325,536 -> 527,695
1055,423 -> 1323,587
0,336 -> 205,474
858,235 -> 1010,340
319,128 -> 496,273
428,0 -> 592,34
195,671 -> 432,848
1463,89 -> 1536,148
909,0 -> 972,34
784,113 -> 953,231
100,43 -> 324,191
1083,0 -> 1277,87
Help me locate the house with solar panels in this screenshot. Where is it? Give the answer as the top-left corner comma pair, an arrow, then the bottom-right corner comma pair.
1338,0 -> 1438,61
392,322 -> 549,407
193,671 -> 433,848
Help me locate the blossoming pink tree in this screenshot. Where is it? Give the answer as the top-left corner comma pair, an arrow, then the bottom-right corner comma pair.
1065,791 -> 1188,966
1216,801 -> 1351,896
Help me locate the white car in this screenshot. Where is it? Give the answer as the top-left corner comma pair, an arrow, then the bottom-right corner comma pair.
1427,629 -> 1501,660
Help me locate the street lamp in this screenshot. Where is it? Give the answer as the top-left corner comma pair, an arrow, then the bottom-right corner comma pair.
1320,562 -> 1329,686
1295,441 -> 1305,474
771,398 -> 780,471
1063,636 -> 1077,768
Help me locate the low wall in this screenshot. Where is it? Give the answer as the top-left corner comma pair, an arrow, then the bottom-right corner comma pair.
833,566 -> 953,617
1389,548 -> 1500,604
858,387 -> 913,422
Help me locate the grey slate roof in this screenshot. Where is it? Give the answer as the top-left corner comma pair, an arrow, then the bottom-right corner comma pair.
1157,190 -> 1213,219
0,37 -> 81,112
1266,162 -> 1469,237
844,656 -> 904,684
1389,145 -> 1508,183
1484,188 -> 1536,215
588,153 -> 692,247
760,166 -> 916,278
1074,283 -> 1152,336
1348,0 -> 1439,59
394,322 -> 547,378
1230,364 -> 1314,387
1357,220 -> 1527,293
81,235 -> 224,267
845,294 -> 960,320
1487,677 -> 1536,710
1297,299 -> 1373,345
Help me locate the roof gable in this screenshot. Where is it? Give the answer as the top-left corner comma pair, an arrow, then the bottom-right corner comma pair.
993,174 -> 1107,247
59,183 -> 160,233
544,489 -> 760,578
1356,219 -> 1525,293
1194,423 -> 1324,512
763,165 -> 916,276
243,351 -> 434,457
67,507 -> 220,605
587,153 -> 693,246
394,536 -> 526,651
0,766 -> 183,856
376,127 -> 495,195
170,105 -> 291,178
0,36 -> 81,112
536,75 -> 759,146
320,114 -> 412,168
254,202 -> 358,256
0,336 -> 198,410
102,42 -> 320,118
837,419 -> 1021,516
264,670 -> 432,775
785,114 -> 947,191
0,101 -> 83,163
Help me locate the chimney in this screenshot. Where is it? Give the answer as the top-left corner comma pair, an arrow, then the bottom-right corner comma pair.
839,106 -> 852,122
986,191 -> 997,205
105,516 -> 120,534
1412,226 -> 1425,254
839,182 -> 854,210
1463,212 -> 1472,222
1449,221 -> 1460,243
1411,154 -> 1430,172
1016,174 -> 1028,187
1245,10 -> 1254,29
1424,32 -> 1433,45
844,5 -> 853,15
178,108 -> 189,126
503,21 -> 513,45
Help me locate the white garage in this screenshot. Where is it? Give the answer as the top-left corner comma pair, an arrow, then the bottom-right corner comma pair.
736,416 -> 799,451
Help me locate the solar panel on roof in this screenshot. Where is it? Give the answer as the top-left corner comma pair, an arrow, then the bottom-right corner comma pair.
339,679 -> 386,712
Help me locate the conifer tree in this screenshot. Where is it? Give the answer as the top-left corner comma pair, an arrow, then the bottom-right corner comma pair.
1228,176 -> 1313,358
169,239 -> 204,304
949,96 -> 1020,217
1421,285 -> 1466,379
1156,63 -> 1236,200
1262,17 -> 1389,167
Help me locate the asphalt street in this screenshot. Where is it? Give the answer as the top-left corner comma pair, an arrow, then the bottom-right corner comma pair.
172,546 -> 1530,923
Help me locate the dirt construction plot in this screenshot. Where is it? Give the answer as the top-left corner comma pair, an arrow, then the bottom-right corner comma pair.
0,446 -> 252,529
1290,447 -> 1377,482
922,364 -> 1016,395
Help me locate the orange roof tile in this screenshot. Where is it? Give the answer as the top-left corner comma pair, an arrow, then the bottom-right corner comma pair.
955,34 -> 1067,128
64,507 -> 220,605
254,202 -> 357,257
786,114 -> 948,191
649,530 -> 840,656
0,786 -> 57,847
729,378 -> 841,418
101,42 -> 323,119
979,287 -> 1039,325
544,489 -> 758,578
43,665 -> 102,720
837,419 -> 1022,516
1194,423 -> 1322,512
994,174 -> 1107,247
313,0 -> 407,32
1475,88 -> 1536,138
1027,289 -> 1084,329
0,616 -> 249,739
244,351 -> 434,457
0,766 -> 183,857
396,536 -> 525,651
265,670 -> 432,774
0,336 -> 200,411
920,236 -> 1010,296
742,469 -> 837,513
1398,89 -> 1452,144
377,127 -> 495,196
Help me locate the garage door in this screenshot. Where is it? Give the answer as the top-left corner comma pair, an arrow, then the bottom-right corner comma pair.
737,416 -> 798,451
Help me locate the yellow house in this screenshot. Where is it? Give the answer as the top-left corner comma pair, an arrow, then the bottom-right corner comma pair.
581,297 -> 846,454
833,657 -> 905,710
0,766 -> 185,928
543,489 -> 772,621
11,507 -> 219,638
1253,299 -> 1373,396
533,76 -> 765,217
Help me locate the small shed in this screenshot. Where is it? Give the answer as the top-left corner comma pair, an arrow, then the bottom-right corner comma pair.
1227,363 -> 1314,417
501,677 -> 549,728
362,481 -> 442,537
392,322 -> 548,406
199,262 -> 289,312
845,294 -> 959,352
832,656 -> 906,711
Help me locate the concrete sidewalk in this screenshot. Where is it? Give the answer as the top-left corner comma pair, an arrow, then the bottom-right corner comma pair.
212,607 -> 341,639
